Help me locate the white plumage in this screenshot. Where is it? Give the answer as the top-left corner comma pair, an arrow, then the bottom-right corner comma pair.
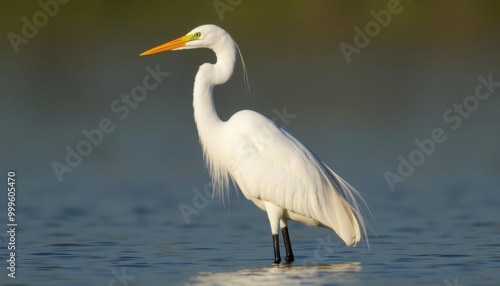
141,24 -> 368,263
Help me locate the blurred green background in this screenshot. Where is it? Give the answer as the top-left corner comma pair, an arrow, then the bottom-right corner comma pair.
1,0 -> 499,202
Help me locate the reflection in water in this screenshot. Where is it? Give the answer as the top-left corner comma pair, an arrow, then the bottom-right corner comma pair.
188,262 -> 361,285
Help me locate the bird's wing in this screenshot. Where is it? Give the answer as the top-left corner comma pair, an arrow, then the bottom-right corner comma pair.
228,111 -> 364,246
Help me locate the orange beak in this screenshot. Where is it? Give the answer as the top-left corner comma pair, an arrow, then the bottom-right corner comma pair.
140,35 -> 190,56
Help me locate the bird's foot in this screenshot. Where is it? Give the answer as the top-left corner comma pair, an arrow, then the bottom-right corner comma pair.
285,254 -> 295,264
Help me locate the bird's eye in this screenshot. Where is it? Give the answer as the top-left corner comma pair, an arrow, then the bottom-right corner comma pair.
194,32 -> 201,38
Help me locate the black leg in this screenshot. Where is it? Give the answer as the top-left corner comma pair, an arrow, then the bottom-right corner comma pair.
282,226 -> 295,263
272,234 -> 281,264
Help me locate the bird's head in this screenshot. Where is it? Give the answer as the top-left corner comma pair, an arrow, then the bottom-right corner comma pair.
140,24 -> 232,56
140,24 -> 249,93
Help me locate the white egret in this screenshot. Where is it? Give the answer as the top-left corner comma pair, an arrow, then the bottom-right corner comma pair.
140,24 -> 368,264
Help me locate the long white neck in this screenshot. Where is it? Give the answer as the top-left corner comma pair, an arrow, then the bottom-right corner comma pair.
192,38 -> 236,193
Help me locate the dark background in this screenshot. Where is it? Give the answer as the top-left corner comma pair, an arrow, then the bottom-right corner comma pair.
1,1 -> 499,285
2,0 -> 500,194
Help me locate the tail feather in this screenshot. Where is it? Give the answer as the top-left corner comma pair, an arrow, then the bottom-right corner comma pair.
278,127 -> 369,247
323,164 -> 368,247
